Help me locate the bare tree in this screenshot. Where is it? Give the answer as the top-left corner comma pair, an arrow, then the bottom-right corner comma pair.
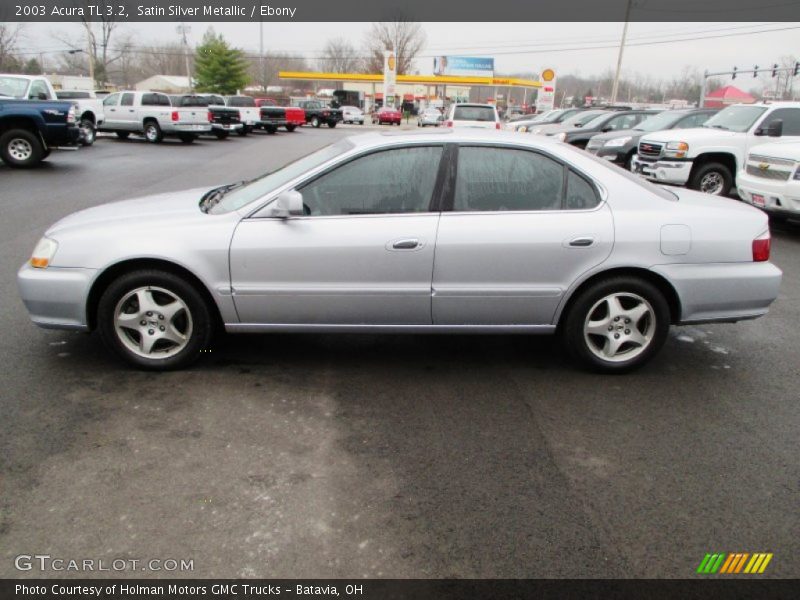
317,38 -> 359,73
0,23 -> 22,72
136,42 -> 191,79
362,21 -> 426,75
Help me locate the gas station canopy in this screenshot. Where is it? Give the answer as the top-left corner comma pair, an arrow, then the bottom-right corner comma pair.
279,71 -> 541,88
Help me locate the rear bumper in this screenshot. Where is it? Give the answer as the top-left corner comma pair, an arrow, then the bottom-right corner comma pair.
651,262 -> 782,323
164,124 -> 212,135
17,263 -> 95,331
45,124 -> 82,148
211,122 -> 243,131
632,155 -> 693,185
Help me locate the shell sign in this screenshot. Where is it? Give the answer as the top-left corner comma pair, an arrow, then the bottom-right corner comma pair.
541,68 -> 556,82
388,54 -> 396,72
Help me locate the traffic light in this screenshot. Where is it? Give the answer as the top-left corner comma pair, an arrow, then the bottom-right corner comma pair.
732,66 -> 737,79
772,64 -> 779,77
753,66 -> 759,78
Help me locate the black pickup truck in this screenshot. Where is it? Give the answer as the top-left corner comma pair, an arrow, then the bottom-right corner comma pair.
295,100 -> 343,128
170,94 -> 243,139
0,97 -> 81,168
257,105 -> 288,134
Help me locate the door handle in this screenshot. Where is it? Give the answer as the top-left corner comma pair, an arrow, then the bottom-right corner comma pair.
568,237 -> 594,247
391,238 -> 420,250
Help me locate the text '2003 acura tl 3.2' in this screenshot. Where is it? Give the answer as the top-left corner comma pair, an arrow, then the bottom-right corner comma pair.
18,130 -> 781,372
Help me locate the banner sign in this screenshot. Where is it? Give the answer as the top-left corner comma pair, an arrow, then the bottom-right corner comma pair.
536,68 -> 557,112
433,56 -> 495,78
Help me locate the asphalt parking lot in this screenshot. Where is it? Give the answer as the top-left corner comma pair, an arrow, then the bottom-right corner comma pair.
1,125 -> 799,579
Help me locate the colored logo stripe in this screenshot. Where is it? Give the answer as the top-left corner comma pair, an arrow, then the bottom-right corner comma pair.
697,552 -> 773,574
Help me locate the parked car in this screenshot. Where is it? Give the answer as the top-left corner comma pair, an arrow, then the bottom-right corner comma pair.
0,73 -> 94,148
547,110 -> 659,149
255,98 -> 305,132
633,102 -> 800,196
341,106 -> 365,124
736,141 -> 800,223
54,89 -> 105,146
17,131 -> 780,373
445,103 -> 501,129
527,109 -> 607,135
418,108 -> 443,127
586,108 -> 718,169
0,95 -> 80,167
98,91 -> 212,143
223,95 -> 261,135
373,106 -> 402,125
171,94 -> 243,139
295,100 -> 342,128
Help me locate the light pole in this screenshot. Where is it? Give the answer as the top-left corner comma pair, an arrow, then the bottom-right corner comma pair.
610,0 -> 632,105
176,24 -> 192,91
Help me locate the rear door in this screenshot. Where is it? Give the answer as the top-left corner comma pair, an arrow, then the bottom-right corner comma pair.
229,144 -> 447,325
117,92 -> 138,130
101,93 -> 121,129
432,145 -> 614,325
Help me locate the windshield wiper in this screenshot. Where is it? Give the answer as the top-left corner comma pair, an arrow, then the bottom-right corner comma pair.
200,180 -> 248,212
709,124 -> 730,130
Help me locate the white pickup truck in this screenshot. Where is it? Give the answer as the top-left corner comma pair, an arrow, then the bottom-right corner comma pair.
632,102 -> 800,196
54,89 -> 105,146
98,90 -> 212,143
0,73 -> 101,146
736,141 -> 800,223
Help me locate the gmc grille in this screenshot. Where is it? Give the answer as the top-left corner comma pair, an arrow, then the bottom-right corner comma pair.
638,141 -> 662,159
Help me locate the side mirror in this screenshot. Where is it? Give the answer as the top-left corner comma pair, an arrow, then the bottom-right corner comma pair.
268,190 -> 304,218
601,126 -> 612,132
766,120 -> 783,137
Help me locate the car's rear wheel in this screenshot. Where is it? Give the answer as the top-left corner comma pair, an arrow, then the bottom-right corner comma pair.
563,276 -> 670,373
97,270 -> 213,371
0,129 -> 44,168
143,121 -> 163,144
178,134 -> 196,144
79,118 -> 96,146
213,130 -> 229,140
236,127 -> 248,136
328,121 -> 337,128
285,124 -> 296,132
689,162 -> 732,196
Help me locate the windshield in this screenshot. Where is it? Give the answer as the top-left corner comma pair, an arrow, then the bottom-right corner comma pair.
703,105 -> 767,132
579,113 -> 613,129
209,139 -> 355,214
635,111 -> 684,132
0,76 -> 29,99
563,110 -> 605,127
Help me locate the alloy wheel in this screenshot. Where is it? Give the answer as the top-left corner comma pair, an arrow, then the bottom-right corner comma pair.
700,172 -> 724,195
113,286 -> 193,359
8,138 -> 33,161
583,292 -> 655,363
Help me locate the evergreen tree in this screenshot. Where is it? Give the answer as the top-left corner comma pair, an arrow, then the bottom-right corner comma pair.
194,28 -> 249,94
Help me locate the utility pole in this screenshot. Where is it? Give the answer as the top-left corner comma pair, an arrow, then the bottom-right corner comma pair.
610,0 -> 632,105
259,19 -> 266,92
80,22 -> 95,86
177,24 -> 192,91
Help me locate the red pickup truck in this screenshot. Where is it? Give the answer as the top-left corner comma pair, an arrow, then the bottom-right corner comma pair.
254,98 -> 305,132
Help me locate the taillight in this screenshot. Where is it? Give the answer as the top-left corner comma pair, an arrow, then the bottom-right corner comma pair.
495,122 -> 501,130
752,232 -> 771,262
445,120 -> 453,127
207,111 -> 213,122
171,111 -> 179,122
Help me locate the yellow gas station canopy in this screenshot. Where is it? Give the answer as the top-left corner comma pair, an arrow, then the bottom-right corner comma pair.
279,71 -> 540,88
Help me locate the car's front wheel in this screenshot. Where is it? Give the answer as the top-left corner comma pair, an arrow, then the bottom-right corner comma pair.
563,276 -> 670,373
311,117 -> 320,128
689,162 -> 733,196
97,270 -> 213,370
143,121 -> 163,144
0,129 -> 44,168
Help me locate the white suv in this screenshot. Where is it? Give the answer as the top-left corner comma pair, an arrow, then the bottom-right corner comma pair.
445,103 -> 500,130
737,141 -> 800,222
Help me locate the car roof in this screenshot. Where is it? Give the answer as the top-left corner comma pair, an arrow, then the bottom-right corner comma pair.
452,103 -> 497,108
346,129 -> 563,150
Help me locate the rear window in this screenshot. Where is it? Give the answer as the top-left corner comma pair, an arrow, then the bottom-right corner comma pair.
454,106 -> 496,122
56,91 -> 91,99
173,95 -> 209,107
227,96 -> 255,107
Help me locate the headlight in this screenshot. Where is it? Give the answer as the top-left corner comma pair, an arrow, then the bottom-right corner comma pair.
516,126 -> 528,132
664,141 -> 689,159
604,136 -> 631,148
30,237 -> 58,269
555,132 -> 567,142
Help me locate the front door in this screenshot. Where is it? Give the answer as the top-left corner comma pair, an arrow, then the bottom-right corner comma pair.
229,145 -> 446,325
432,145 -> 614,325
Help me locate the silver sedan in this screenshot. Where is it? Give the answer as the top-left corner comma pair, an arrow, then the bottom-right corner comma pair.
18,130 -> 781,372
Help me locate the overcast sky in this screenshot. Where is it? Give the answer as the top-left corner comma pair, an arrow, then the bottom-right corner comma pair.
13,21 -> 800,87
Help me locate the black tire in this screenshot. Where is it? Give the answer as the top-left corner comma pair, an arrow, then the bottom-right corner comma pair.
623,151 -> 635,171
285,124 -> 296,132
0,128 -> 44,168
97,269 -> 213,371
689,161 -> 733,196
213,130 -> 229,140
79,118 -> 96,146
143,121 -> 163,144
265,126 -> 277,135
115,131 -> 130,140
236,127 -> 248,137
328,121 -> 337,128
178,134 -> 196,144
563,276 -> 670,373
311,116 -> 320,128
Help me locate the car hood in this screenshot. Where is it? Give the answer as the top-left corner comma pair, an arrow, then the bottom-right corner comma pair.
47,187 -> 211,236
639,127 -> 741,144
745,140 -> 800,161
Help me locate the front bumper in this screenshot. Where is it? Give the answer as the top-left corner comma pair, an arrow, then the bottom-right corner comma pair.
650,261 -> 782,324
17,263 -> 96,331
632,154 -> 693,185
737,171 -> 800,216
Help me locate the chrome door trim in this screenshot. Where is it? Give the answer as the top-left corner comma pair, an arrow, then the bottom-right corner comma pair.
226,323 -> 557,334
